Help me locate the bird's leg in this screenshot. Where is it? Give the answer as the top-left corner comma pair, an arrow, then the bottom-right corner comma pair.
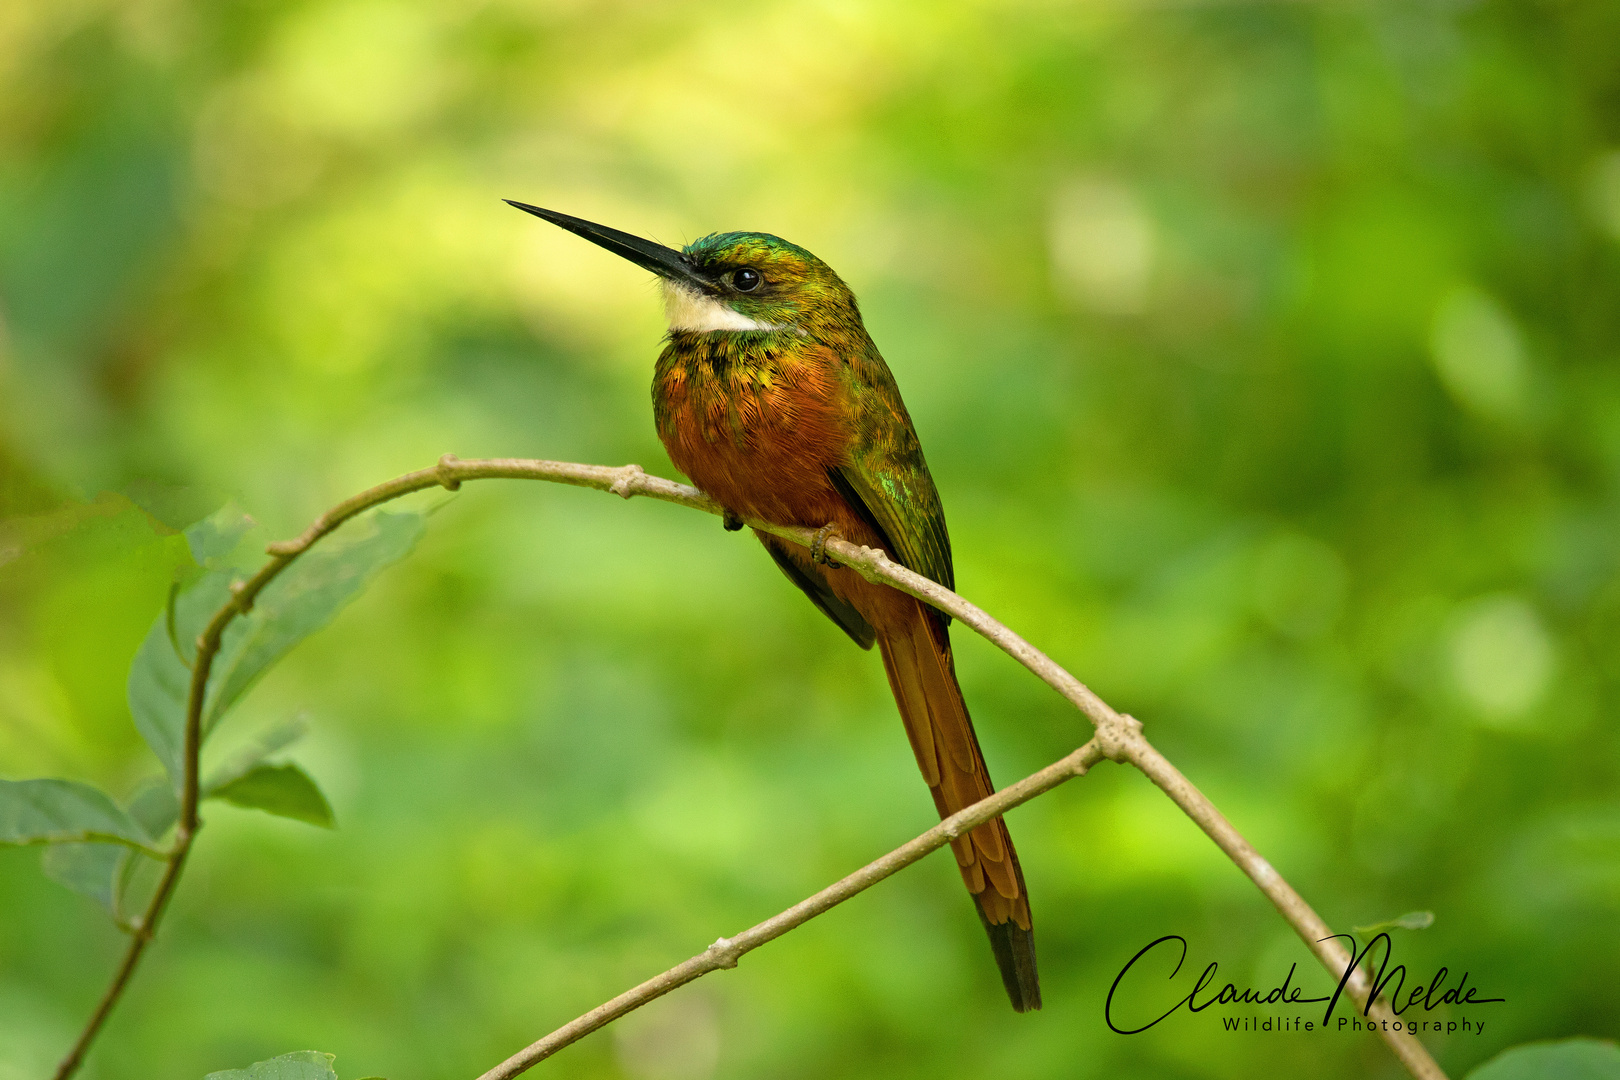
810,523 -> 843,568
722,511 -> 744,532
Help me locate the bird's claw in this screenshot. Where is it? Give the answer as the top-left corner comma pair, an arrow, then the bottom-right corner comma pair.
810,523 -> 842,567
722,511 -> 744,532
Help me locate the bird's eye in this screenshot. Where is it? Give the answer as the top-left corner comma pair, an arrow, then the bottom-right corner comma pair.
732,268 -> 761,292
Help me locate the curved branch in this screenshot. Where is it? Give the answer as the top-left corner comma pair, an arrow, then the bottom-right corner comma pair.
53,456 -> 1448,1080
56,457 -> 710,1079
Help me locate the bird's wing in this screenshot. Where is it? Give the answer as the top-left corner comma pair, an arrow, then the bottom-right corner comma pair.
762,537 -> 876,649
827,347 -> 955,596
828,453 -> 954,596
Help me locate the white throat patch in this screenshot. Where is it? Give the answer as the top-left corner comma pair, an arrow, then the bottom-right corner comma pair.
663,282 -> 777,332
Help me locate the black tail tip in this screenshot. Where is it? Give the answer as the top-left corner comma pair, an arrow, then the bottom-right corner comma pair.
980,912 -> 1042,1012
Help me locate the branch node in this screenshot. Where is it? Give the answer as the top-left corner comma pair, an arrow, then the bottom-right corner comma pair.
610,464 -> 646,499
705,937 -> 739,969
264,538 -> 300,556
1097,712 -> 1143,762
436,453 -> 464,491
228,578 -> 255,613
845,544 -> 887,581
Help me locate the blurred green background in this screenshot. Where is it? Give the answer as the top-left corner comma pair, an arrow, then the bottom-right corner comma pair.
2,0 -> 1618,1078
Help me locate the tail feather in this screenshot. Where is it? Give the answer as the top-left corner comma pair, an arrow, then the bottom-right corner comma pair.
980,891 -> 1041,1012
878,601 -> 1041,1012
880,630 -> 942,789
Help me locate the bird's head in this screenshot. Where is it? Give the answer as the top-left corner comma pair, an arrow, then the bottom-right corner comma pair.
507,201 -> 860,337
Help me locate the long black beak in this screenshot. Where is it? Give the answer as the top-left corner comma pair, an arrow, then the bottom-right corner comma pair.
505,200 -> 714,293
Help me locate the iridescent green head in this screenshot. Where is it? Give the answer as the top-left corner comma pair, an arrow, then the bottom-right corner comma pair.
505,201 -> 859,336
667,231 -> 856,332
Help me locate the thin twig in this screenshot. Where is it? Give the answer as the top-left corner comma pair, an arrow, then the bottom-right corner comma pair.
50,847 -> 191,1080
476,740 -> 1106,1080
54,456 -> 1448,1080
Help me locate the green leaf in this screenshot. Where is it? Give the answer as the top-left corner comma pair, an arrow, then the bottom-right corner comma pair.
127,777 -> 181,840
201,510 -> 424,734
35,778 -> 175,921
202,714 -> 311,794
208,763 -> 334,828
127,569 -> 233,789
204,1050 -> 338,1080
127,509 -> 420,793
40,842 -> 128,912
1466,1038 -> 1620,1080
0,779 -> 156,849
185,502 -> 256,567
40,839 -> 166,926
1352,910 -> 1435,934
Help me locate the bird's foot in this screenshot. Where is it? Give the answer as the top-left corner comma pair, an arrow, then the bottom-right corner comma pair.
722,511 -> 744,532
810,523 -> 843,567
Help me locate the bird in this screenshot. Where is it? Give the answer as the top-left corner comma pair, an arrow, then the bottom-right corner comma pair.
507,200 -> 1040,1012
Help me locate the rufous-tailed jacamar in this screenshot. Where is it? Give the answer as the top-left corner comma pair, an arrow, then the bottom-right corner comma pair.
507,200 -> 1040,1012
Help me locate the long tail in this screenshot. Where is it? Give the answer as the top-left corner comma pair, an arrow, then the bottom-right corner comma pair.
878,599 -> 1041,1011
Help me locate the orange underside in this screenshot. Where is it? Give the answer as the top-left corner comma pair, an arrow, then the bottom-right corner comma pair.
656,344 -> 1031,932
